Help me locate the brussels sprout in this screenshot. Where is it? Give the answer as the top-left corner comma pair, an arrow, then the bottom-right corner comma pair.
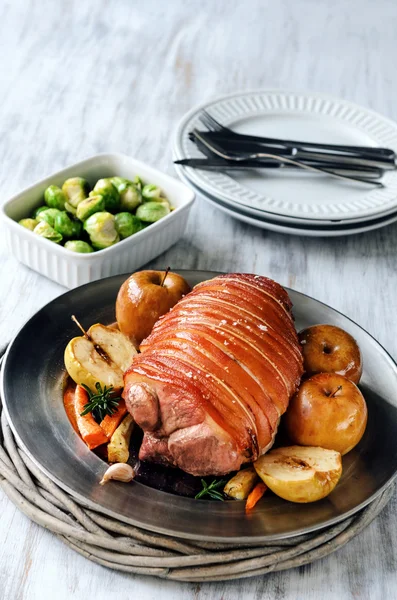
157,197 -> 171,209
83,211 -> 119,250
133,175 -> 143,190
136,201 -> 170,223
91,179 -> 119,213
76,195 -> 105,221
62,177 -> 89,208
19,218 -> 38,231
54,211 -> 81,238
33,205 -> 49,219
33,221 -> 63,243
64,240 -> 94,253
36,208 -> 63,227
64,201 -> 77,215
44,185 -> 66,210
110,176 -> 128,191
111,177 -> 142,211
71,218 -> 82,238
142,184 -> 162,201
114,212 -> 144,239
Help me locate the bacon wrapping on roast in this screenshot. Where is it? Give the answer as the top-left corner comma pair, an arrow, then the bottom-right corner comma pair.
123,274 -> 303,476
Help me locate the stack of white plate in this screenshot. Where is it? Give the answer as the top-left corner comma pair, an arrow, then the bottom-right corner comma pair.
173,90 -> 397,237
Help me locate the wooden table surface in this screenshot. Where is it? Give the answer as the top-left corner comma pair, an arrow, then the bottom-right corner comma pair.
1,0 -> 397,598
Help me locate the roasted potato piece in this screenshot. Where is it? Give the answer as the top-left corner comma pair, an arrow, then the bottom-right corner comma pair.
108,414 -> 134,463
223,467 -> 259,500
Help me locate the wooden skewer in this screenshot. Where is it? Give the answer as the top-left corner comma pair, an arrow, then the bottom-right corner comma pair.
71,315 -> 89,338
71,315 -> 111,364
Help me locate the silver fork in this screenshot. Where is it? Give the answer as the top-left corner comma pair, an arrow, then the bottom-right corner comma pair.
199,110 -> 396,161
192,129 -> 384,188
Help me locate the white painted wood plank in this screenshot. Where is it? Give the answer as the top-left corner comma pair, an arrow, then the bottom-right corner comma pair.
1,0 -> 397,598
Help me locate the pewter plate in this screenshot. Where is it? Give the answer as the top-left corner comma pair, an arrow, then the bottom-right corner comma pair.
2,271 -> 397,542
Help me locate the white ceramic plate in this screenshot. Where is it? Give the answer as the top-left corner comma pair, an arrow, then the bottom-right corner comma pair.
175,165 -> 397,237
173,156 -> 397,226
173,90 -> 397,222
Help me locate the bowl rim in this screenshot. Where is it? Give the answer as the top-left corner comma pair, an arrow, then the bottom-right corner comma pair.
0,152 -> 196,260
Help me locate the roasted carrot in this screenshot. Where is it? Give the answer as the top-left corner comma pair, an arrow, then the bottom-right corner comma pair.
99,399 -> 128,439
245,481 -> 267,512
63,382 -> 79,434
74,385 -> 108,450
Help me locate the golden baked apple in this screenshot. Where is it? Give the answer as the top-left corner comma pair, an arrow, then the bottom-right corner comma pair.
299,324 -> 362,383
116,270 -> 191,345
284,373 -> 368,455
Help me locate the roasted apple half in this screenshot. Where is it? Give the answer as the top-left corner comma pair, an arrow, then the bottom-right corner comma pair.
254,445 -> 342,503
65,323 -> 137,391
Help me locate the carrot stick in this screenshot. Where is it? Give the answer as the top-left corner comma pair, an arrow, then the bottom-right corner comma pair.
245,481 -> 267,512
63,382 -> 79,434
74,385 -> 108,450
99,399 -> 128,439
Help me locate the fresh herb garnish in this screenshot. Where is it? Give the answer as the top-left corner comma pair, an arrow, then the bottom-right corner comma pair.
80,383 -> 121,422
195,478 -> 226,501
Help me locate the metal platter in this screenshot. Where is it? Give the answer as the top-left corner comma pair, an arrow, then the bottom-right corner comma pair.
2,270 -> 397,542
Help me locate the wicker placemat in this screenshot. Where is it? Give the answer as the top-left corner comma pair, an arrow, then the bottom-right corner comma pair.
0,358 -> 394,582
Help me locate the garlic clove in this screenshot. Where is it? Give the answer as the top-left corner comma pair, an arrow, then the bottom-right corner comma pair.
100,463 -> 135,485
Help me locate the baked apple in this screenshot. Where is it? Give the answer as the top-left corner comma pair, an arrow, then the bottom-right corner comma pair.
254,445 -> 342,503
284,373 -> 368,455
299,324 -> 362,383
116,270 -> 191,345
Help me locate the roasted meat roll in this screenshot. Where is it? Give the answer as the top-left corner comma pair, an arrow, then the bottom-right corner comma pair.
123,274 -> 303,476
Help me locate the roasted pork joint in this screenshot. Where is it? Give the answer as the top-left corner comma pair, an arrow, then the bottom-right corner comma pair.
123,274 -> 304,476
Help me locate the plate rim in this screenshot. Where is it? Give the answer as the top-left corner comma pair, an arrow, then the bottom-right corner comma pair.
175,164 -> 397,237
173,88 -> 397,221
2,270 -> 397,543
173,153 -> 397,227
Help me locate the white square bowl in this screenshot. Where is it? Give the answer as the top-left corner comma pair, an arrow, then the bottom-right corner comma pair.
1,153 -> 195,288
